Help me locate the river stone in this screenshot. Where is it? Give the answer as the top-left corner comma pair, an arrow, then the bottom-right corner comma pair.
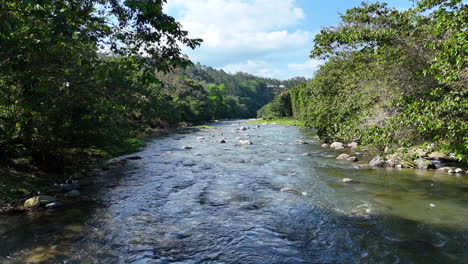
182,146 -> 193,150
24,196 -> 57,208
336,154 -> 350,160
280,188 -> 302,195
414,158 -> 436,169
302,152 -> 311,156
219,139 -> 226,143
65,190 -> 81,198
61,183 -> 80,192
238,127 -> 247,131
342,178 -> 358,183
321,144 -> 329,148
348,142 -> 359,149
347,156 -> 358,162
428,152 -> 448,160
197,137 -> 205,141
335,146 -> 345,150
369,156 -> 386,167
45,202 -> 64,209
330,142 -> 344,149
126,156 -> 142,160
296,140 -> 308,145
239,140 -> 253,145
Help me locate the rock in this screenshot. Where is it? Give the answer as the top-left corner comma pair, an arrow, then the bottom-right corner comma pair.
347,156 -> 358,162
65,190 -> 81,198
24,196 -> 57,209
239,140 -> 253,145
395,164 -> 403,168
429,203 -> 436,208
454,168 -> 464,173
197,137 -> 205,141
342,178 -> 358,183
336,154 -> 350,160
61,183 -> 80,192
280,188 -> 302,195
126,156 -> 142,160
45,202 -> 64,209
302,152 -> 311,156
330,142 -> 344,149
369,156 -> 386,167
296,140 -> 308,145
182,146 -> 193,150
321,143 -> 329,148
219,139 -> 226,143
414,158 -> 436,170
239,127 -> 247,131
348,142 -> 359,149
428,152 -> 447,160
412,149 -> 428,157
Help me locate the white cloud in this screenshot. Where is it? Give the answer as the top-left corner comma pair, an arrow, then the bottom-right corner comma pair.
164,0 -> 314,71
288,59 -> 322,76
221,60 -> 282,78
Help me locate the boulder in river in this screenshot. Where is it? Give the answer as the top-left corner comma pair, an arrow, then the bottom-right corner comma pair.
321,143 -> 329,148
369,156 -> 386,167
336,154 -> 350,160
219,139 -> 226,143
330,142 -> 344,149
414,158 -> 436,170
296,140 -> 308,145
347,142 -> 359,149
197,137 -> 205,141
24,196 -> 57,209
347,156 -> 358,162
239,140 -> 253,145
302,152 -> 311,156
65,190 -> 81,198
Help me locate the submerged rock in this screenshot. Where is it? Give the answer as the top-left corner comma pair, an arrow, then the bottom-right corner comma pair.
369,156 -> 386,167
296,140 -> 308,145
126,156 -> 142,160
182,146 -> 193,150
280,188 -> 302,195
302,152 -> 311,156
24,196 -> 57,209
219,139 -> 226,143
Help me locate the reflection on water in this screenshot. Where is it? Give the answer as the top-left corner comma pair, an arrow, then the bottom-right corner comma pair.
0,121 -> 467,263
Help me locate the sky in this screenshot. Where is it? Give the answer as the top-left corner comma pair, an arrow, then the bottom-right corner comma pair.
164,0 -> 415,80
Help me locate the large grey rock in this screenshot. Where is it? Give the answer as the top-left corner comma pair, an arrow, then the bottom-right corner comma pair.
369,156 -> 386,167
414,158 -> 436,170
330,142 -> 344,149
24,196 -> 57,209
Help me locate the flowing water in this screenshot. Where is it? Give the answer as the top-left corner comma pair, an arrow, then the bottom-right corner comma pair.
0,121 -> 467,263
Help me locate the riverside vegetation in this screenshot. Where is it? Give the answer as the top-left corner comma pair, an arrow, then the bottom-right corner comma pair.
258,1 -> 467,168
0,0 -> 301,206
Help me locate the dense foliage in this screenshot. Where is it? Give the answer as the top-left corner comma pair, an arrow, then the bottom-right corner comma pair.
261,0 -> 467,160
0,0 -> 295,173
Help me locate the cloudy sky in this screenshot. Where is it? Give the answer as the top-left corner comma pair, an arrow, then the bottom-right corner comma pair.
164,0 -> 414,80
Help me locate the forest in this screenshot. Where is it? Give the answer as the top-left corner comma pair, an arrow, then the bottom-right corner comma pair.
258,0 -> 467,162
0,0 -> 301,175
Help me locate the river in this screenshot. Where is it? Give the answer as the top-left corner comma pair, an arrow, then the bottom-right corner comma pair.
0,121 -> 467,263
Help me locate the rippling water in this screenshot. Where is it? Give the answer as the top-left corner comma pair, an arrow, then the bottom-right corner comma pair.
1,121 -> 467,263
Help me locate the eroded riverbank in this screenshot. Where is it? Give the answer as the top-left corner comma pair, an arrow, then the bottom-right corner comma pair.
0,121 -> 467,263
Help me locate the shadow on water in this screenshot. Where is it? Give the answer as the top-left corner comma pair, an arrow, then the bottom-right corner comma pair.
0,120 -> 466,264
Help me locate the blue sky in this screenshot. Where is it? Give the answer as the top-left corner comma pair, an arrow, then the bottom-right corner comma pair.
164,0 -> 415,80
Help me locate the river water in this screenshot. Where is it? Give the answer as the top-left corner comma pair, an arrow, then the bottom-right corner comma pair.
0,121 -> 467,263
